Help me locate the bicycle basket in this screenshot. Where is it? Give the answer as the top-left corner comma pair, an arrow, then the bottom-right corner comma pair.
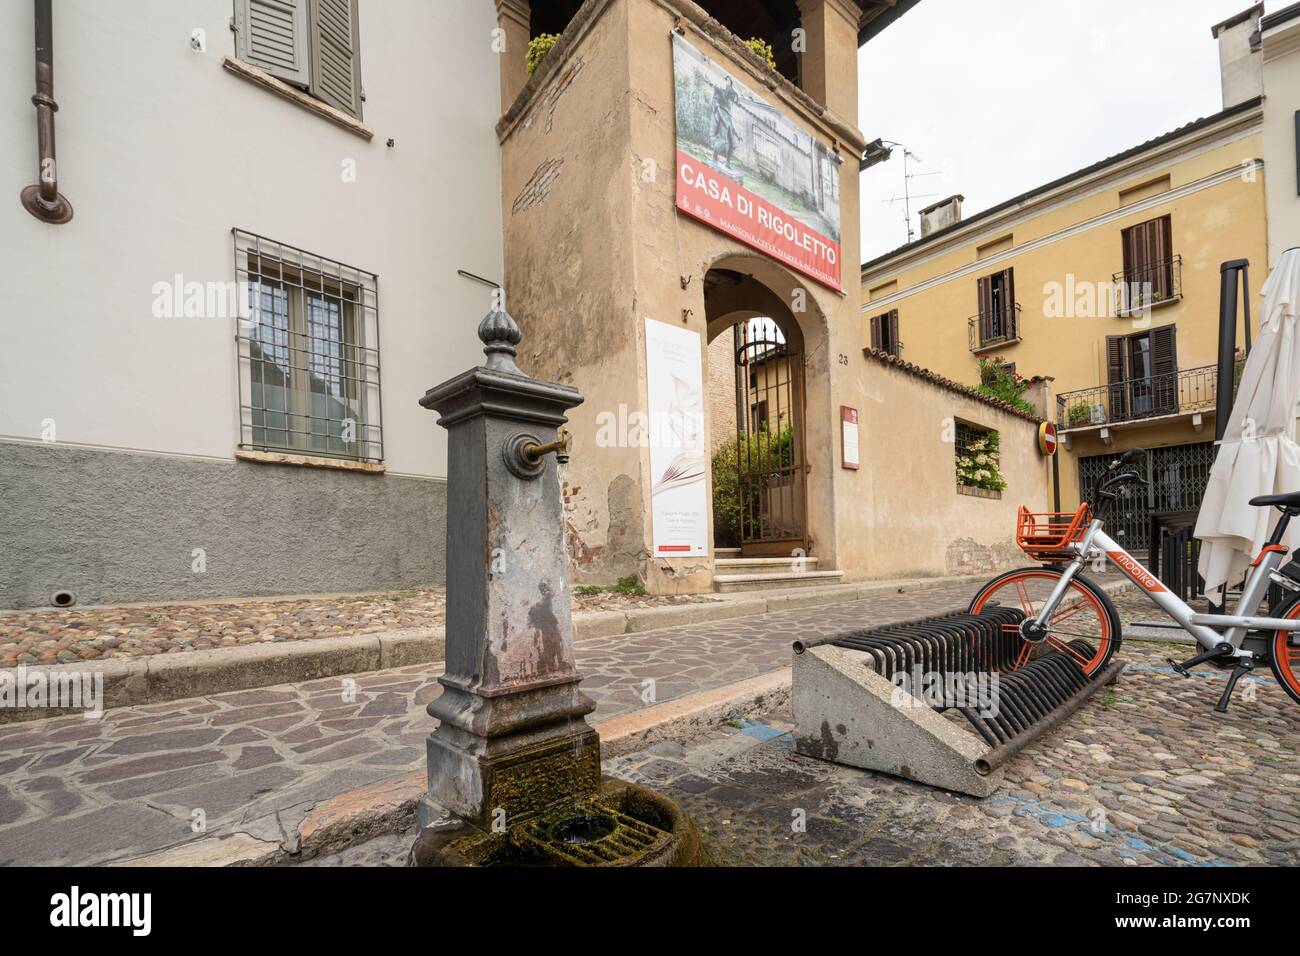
1015,504 -> 1091,559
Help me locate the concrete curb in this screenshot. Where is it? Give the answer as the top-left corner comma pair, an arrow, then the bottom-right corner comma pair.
116,666 -> 794,867
0,628 -> 446,725
3,574 -> 990,721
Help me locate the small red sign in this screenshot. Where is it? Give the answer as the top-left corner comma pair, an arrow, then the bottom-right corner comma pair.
1038,421 -> 1058,457
841,406 -> 859,471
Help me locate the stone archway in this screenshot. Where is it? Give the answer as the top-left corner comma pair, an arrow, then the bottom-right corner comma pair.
703,255 -> 832,563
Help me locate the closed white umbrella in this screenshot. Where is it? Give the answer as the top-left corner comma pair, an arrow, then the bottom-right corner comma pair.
1196,248 -> 1300,600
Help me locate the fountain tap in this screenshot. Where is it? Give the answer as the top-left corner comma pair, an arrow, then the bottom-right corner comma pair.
521,427 -> 572,466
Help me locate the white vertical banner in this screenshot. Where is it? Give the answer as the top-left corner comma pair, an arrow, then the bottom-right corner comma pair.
645,318 -> 709,557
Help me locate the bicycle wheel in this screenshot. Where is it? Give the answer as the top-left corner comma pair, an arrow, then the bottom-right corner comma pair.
1269,594 -> 1300,706
967,567 -> 1121,677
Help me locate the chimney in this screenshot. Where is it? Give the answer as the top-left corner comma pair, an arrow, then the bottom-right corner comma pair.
1210,4 -> 1264,110
919,194 -> 964,238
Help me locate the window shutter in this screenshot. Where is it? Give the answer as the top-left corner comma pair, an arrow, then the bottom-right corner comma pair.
309,0 -> 363,118
870,314 -> 882,350
977,275 -> 992,344
1002,268 -> 1015,337
235,0 -> 310,87
888,309 -> 899,356
1153,216 -> 1173,298
1150,324 -> 1178,413
1106,335 -> 1126,384
1107,334 -> 1129,420
1151,325 -> 1177,376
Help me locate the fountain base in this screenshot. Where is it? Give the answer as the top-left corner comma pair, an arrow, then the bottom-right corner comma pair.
408,778 -> 701,867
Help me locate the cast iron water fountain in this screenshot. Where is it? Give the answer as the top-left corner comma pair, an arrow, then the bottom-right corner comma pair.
408,308 -> 699,867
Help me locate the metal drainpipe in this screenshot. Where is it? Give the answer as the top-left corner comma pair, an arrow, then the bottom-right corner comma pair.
20,0 -> 73,224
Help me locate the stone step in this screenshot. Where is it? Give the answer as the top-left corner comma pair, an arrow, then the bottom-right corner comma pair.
715,556 -> 821,573
714,548 -> 742,558
713,570 -> 845,593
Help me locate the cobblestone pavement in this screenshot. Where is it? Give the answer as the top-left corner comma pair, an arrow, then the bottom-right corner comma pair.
0,587 -> 717,666
613,640 -> 1300,867
13,572 -> 1293,869
0,581 -> 986,866
314,639 -> 1300,867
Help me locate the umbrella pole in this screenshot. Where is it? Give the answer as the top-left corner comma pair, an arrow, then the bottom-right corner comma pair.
1215,259 -> 1249,444
1209,259 -> 1252,614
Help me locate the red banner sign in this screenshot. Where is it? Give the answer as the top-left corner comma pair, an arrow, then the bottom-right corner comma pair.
676,153 -> 842,291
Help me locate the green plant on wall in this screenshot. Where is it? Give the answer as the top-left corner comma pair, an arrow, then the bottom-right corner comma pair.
977,357 -> 1035,415
744,37 -> 777,70
527,33 -> 561,75
712,426 -> 794,547
956,429 -> 1008,491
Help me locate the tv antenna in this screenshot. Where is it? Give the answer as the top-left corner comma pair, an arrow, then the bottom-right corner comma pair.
870,141 -> 940,244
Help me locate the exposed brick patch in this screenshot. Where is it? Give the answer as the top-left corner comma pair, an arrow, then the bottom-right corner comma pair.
944,536 -> 1020,576
540,56 -> 586,135
511,158 -> 564,215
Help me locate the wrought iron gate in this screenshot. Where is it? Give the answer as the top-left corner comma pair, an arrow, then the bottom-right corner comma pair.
734,318 -> 807,556
1078,442 -> 1215,551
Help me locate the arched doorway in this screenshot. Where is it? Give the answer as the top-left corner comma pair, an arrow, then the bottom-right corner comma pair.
705,266 -> 808,558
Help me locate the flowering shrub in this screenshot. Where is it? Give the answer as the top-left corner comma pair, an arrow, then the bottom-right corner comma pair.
977,357 -> 1035,415
956,430 -> 1007,491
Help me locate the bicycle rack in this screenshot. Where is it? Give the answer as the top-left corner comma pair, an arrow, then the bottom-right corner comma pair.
792,607 -> 1126,797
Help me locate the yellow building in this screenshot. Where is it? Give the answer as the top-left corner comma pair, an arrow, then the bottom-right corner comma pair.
859,31 -> 1269,553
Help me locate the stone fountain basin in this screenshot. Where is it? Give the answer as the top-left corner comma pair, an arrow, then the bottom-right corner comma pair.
409,778 -> 701,867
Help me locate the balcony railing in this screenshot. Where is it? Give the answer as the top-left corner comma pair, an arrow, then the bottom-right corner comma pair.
1056,363 -> 1217,430
968,303 -> 1022,353
1112,255 -> 1183,316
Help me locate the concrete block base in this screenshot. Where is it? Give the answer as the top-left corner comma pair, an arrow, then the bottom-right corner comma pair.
792,644 -> 1001,798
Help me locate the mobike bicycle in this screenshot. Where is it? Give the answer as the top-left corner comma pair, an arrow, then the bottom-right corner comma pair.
968,447 -> 1300,712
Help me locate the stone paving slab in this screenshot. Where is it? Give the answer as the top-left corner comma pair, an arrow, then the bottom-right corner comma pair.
0,579 -> 998,866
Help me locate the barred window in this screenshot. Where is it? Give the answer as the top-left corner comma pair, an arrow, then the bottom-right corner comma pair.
234,229 -> 382,463
954,420 -> 1006,492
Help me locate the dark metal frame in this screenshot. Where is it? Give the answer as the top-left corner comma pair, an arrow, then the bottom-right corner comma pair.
1056,363 -> 1217,430
967,303 -> 1021,353
734,318 -> 807,557
1112,254 -> 1183,316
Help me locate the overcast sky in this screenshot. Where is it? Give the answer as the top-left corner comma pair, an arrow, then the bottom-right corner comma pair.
856,0 -> 1262,262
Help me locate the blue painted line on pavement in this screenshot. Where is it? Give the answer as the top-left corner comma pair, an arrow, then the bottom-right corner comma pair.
988,792 -> 1232,867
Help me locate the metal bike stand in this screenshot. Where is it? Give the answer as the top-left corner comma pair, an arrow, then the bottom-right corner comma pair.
792,608 -> 1125,797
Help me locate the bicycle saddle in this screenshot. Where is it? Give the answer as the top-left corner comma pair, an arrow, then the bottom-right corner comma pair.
1249,491 -> 1300,509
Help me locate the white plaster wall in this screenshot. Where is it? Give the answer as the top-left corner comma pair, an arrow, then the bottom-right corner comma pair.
0,0 -> 503,478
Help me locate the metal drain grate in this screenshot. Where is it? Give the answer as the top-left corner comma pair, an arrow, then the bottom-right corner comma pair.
517,807 -> 665,866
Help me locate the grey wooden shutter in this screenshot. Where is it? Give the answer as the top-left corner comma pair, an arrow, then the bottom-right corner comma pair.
309,0 -> 363,118
236,0 -> 310,86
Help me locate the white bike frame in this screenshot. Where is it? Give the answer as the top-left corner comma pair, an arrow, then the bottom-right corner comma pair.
1031,518 -> 1300,657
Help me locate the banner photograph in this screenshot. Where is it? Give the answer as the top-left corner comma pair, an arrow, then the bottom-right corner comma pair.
672,34 -> 843,291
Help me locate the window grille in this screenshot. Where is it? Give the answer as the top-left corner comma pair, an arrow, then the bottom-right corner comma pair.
233,229 -> 382,463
